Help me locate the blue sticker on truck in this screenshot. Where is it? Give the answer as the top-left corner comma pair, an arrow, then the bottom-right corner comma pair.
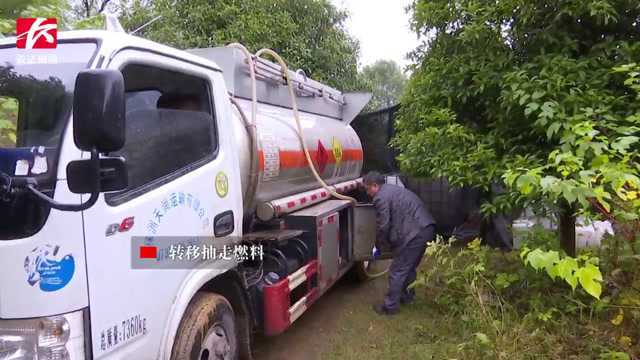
24,244 -> 75,292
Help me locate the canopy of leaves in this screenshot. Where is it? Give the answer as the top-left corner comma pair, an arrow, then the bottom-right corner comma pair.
0,0 -> 69,34
394,0 -> 640,226
118,0 -> 364,91
360,59 -> 407,112
0,96 -> 17,147
0,0 -> 107,34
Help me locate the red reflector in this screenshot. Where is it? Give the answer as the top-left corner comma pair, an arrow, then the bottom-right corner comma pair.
311,194 -> 318,200
321,192 -> 327,197
300,197 -> 307,204
287,201 -> 296,208
139,246 -> 157,259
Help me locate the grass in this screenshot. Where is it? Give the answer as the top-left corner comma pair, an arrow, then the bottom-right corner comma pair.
320,248 -> 640,360
322,290 -> 466,360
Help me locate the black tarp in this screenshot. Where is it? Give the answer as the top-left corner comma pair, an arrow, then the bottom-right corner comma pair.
352,105 -> 513,248
351,105 -> 400,174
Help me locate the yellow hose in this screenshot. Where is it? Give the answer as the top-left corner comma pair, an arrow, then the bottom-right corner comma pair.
254,48 -> 356,204
227,43 -> 260,211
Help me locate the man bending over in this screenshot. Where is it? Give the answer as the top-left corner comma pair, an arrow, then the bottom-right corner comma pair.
363,172 -> 436,315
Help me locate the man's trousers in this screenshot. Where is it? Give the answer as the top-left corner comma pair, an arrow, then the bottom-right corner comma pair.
383,225 -> 435,311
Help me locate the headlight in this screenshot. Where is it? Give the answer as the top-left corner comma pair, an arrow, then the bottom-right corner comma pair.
0,309 -> 85,360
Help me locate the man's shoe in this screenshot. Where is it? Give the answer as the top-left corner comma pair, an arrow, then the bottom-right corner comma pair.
372,304 -> 398,316
400,289 -> 416,305
400,296 -> 415,305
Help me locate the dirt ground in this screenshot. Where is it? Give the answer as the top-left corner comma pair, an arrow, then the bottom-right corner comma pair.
253,274 -> 389,360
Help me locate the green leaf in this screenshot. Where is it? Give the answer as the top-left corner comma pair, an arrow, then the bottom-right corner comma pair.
575,263 -> 603,299
532,91 -> 545,100
555,257 -> 579,289
561,182 -> 577,203
547,264 -> 560,280
525,249 -> 548,271
565,271 -> 578,290
611,136 -> 639,153
516,174 -> 538,195
474,332 -> 491,345
524,102 -> 540,116
494,272 -> 519,289
542,250 -> 560,275
591,155 -> 609,168
540,101 -> 555,119
599,351 -> 631,360
547,122 -> 561,139
540,176 -> 559,192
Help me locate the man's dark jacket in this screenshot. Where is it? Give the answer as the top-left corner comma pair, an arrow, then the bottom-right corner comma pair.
373,184 -> 435,254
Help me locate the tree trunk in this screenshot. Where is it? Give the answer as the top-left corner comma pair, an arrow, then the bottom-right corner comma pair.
559,203 -> 576,257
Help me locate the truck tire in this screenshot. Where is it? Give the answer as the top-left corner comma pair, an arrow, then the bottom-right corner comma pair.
352,259 -> 393,282
171,292 -> 238,360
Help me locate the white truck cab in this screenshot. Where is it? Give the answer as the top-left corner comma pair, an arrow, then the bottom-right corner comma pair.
0,30 -> 386,360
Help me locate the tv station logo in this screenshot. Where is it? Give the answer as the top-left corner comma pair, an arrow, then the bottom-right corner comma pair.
16,18 -> 57,49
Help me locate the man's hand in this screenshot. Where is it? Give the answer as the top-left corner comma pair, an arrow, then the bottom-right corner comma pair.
375,238 -> 392,253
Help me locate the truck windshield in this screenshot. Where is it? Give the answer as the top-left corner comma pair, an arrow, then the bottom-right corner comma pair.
0,42 -> 97,240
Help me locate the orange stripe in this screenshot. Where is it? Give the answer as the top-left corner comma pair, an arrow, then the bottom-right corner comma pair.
257,149 -> 363,170
280,150 -> 309,169
259,151 -> 265,170
343,149 -> 364,161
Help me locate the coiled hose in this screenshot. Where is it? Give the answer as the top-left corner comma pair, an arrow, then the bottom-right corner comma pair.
254,48 -> 356,204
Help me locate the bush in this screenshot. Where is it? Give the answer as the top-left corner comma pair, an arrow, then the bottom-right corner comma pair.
413,235 -> 640,359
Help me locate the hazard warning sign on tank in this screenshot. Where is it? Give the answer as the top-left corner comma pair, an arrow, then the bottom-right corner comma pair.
332,137 -> 343,166
316,140 -> 329,173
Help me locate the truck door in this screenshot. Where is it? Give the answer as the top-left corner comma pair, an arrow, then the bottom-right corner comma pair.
352,204 -> 392,261
350,204 -> 393,281
80,50 -> 242,358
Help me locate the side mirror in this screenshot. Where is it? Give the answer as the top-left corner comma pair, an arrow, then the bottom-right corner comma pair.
67,157 -> 128,194
73,69 -> 125,152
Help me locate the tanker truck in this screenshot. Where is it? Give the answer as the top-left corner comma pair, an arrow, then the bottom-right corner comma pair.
0,24 -> 391,360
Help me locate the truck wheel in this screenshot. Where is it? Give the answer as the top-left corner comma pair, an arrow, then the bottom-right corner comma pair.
352,259 -> 393,282
171,292 -> 238,360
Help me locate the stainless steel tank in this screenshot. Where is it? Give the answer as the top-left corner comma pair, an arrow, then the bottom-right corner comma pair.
231,98 -> 363,215
188,46 -> 369,217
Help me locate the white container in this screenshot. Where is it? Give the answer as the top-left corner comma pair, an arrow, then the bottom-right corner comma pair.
576,220 -> 614,248
511,219 -> 535,249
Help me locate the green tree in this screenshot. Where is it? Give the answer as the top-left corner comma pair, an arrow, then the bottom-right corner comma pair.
0,0 -> 105,147
0,0 -> 69,34
0,0 -> 106,34
394,0 -> 640,254
118,0 -> 364,91
360,59 -> 407,112
0,0 -> 65,147
0,97 -> 18,148
69,0 -> 113,19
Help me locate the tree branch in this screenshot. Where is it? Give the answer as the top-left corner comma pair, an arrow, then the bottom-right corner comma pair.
83,0 -> 91,18
98,0 -> 112,14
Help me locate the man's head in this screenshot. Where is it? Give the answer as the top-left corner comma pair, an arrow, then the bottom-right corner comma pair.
363,171 -> 385,198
